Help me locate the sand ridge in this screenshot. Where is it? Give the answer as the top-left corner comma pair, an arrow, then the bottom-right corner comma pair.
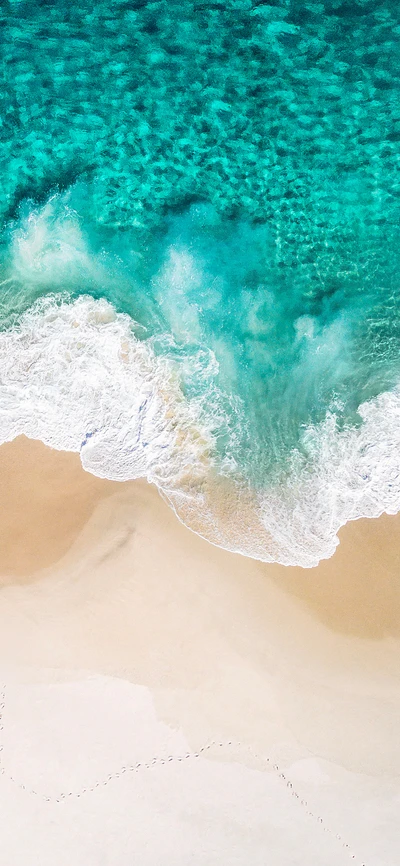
0,436 -> 122,578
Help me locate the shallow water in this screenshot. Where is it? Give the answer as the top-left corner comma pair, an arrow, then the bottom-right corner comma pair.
1,1 -> 400,564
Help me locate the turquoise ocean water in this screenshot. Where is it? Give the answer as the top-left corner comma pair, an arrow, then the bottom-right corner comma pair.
1,0 -> 400,565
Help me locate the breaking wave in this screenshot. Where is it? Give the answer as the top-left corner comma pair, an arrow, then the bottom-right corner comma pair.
1,290 -> 400,568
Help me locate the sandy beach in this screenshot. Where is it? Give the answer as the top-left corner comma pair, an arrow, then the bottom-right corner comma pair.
1,435 -> 400,865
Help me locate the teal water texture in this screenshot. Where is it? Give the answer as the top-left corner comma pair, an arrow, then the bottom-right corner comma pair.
1,0 -> 400,565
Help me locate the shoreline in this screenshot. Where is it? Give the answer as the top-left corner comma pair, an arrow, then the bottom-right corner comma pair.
2,435 -> 400,640
0,435 -> 399,771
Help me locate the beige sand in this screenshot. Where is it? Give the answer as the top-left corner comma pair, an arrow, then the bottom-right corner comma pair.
0,436 -> 118,578
1,435 -> 400,865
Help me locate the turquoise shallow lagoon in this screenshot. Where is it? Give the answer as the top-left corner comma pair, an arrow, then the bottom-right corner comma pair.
1,0 -> 400,564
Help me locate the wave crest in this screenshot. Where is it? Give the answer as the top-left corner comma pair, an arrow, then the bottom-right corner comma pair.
0,294 -> 214,488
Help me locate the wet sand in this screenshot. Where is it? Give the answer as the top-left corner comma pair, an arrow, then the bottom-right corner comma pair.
1,435 -> 400,865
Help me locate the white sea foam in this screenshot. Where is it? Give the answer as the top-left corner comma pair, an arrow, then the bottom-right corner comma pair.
0,294 -> 214,488
165,388 -> 400,568
258,394 -> 400,566
1,292 -> 400,567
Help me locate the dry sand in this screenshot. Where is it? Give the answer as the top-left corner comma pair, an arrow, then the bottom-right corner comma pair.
0,435 -> 400,865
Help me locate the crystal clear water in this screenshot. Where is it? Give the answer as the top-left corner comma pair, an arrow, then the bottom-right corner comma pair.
1,0 -> 400,564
